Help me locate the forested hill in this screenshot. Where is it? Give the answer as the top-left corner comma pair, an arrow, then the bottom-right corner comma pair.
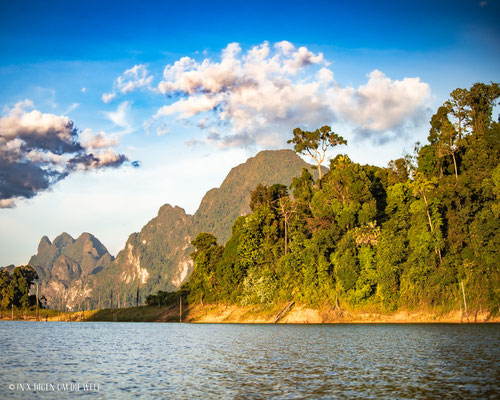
194,149 -> 323,243
93,149 -> 319,304
180,82 -> 500,315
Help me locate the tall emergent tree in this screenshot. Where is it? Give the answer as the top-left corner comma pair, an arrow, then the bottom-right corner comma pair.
288,125 -> 347,182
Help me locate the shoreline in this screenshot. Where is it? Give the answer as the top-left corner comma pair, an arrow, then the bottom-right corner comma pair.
181,303 -> 500,324
3,303 -> 499,324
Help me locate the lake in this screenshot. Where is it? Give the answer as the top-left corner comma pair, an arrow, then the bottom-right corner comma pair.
0,322 -> 499,399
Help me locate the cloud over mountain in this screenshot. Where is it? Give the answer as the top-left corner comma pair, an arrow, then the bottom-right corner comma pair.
150,41 -> 431,148
0,100 -> 129,208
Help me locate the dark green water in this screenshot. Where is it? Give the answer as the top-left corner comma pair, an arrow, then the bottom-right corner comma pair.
0,322 -> 499,399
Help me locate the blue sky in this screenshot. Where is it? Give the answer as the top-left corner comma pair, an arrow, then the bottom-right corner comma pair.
0,0 -> 499,266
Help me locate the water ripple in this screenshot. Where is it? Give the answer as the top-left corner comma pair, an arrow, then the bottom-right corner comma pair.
0,322 -> 499,399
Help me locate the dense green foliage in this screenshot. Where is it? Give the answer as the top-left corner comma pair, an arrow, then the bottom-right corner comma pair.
194,149 -> 323,243
0,265 -> 39,310
185,83 -> 500,315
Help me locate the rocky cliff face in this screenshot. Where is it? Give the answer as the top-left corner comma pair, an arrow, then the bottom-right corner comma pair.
92,150 -> 316,305
28,232 -> 113,309
30,149 -> 317,309
92,204 -> 195,305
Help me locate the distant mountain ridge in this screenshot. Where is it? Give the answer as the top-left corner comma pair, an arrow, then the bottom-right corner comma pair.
29,149 -> 319,309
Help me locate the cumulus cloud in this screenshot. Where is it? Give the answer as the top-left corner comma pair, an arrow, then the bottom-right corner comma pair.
330,70 -> 430,136
102,64 -> 154,103
150,41 -> 431,148
0,100 -> 129,208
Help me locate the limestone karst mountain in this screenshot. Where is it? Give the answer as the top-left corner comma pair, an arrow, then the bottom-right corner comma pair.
30,149 -> 319,308
28,232 -> 113,309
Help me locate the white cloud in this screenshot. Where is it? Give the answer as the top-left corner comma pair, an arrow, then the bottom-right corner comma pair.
274,40 -> 295,55
151,41 -> 430,148
102,93 -> 116,103
104,101 -> 133,134
197,117 -> 208,129
102,64 -> 154,103
155,41 -> 332,148
81,87 -> 87,93
155,94 -> 224,119
116,65 -> 154,93
330,70 -> 430,133
63,102 -> 80,115
142,119 -> 152,135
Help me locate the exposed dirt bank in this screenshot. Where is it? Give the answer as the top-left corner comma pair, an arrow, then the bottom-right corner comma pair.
184,303 -> 500,324
5,303 -> 498,323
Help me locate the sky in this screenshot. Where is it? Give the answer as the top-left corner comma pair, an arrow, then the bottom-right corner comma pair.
0,0 -> 499,266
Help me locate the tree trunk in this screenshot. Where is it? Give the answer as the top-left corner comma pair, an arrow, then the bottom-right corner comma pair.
452,151 -> 458,182
422,190 -> 433,232
422,189 -> 442,265
461,280 -> 469,323
284,219 -> 288,255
